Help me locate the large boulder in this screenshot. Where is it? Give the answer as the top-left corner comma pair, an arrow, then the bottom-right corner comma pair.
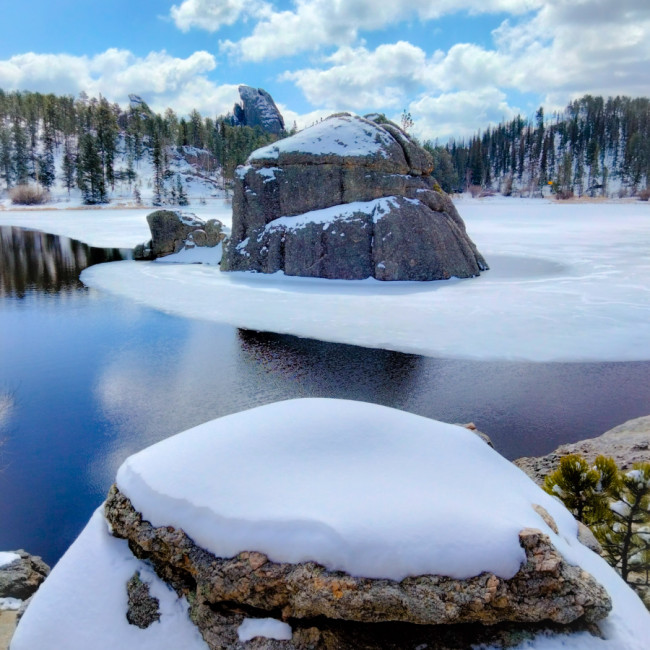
221,113 -> 488,281
134,210 -> 226,260
0,550 -> 49,600
232,86 -> 285,135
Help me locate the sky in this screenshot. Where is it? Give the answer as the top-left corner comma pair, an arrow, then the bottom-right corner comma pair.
0,0 -> 648,141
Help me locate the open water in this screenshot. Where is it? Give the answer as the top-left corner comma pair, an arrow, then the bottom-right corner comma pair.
1,225 -> 649,565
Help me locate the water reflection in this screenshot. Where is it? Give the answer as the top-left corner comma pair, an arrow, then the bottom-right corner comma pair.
0,225 -> 128,297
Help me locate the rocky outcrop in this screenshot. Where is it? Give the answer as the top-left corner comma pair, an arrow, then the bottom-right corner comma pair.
134,210 -> 226,260
105,485 -> 611,648
514,415 -> 650,485
232,86 -> 285,135
126,571 -> 161,629
0,551 -> 49,601
221,113 -> 488,281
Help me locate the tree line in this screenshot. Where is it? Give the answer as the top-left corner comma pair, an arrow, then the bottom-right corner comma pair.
0,89 -> 283,204
424,95 -> 650,197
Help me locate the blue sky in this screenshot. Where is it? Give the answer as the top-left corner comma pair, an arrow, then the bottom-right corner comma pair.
1,1 -> 649,140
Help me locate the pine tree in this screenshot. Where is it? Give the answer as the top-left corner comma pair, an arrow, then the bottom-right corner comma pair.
595,463 -> 650,584
543,454 -> 618,524
177,174 -> 189,206
11,114 -> 29,185
0,124 -> 12,188
152,130 -> 164,206
61,139 -> 76,197
77,133 -> 106,204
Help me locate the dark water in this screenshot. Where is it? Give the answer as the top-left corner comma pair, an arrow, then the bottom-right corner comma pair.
1,225 -> 649,566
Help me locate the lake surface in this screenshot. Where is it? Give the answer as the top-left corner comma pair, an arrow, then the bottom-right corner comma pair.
1,225 -> 649,566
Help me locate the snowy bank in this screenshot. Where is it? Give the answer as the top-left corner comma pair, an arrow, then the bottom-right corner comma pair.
82,200 -> 650,362
12,399 -> 650,649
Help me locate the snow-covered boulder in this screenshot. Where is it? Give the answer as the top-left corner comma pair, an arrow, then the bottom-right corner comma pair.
12,399 -> 650,650
134,210 -> 226,260
221,114 -> 488,280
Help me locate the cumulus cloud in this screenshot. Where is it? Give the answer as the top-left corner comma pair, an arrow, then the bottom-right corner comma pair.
170,0 -> 270,32
408,88 -> 519,141
0,49 -> 240,117
221,0 -> 542,62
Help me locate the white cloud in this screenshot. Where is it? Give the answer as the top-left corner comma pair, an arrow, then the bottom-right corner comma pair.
221,0 -> 543,62
0,49 -> 240,117
170,0 -> 271,32
408,88 -> 519,141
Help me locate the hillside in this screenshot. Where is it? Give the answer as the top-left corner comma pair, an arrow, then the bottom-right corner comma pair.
426,95 -> 650,199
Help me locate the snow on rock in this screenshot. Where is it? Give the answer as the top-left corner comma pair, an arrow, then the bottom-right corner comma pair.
81,199 -> 650,362
114,398 -> 584,580
237,618 -> 292,642
0,597 -> 21,610
0,553 -> 20,569
249,114 -> 395,162
10,509 -> 208,650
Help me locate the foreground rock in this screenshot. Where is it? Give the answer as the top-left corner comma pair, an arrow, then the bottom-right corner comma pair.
221,114 -> 488,281
134,210 -> 226,260
106,485 -> 610,630
0,551 -> 49,601
514,415 -> 650,485
14,400 -> 648,650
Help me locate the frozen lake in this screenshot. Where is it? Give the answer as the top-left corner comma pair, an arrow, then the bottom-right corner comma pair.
0,199 -> 649,565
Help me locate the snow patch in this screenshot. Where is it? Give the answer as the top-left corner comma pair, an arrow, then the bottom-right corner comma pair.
0,552 -> 20,568
249,115 -> 393,161
0,597 -> 22,611
237,618 -> 292,642
154,242 -> 222,266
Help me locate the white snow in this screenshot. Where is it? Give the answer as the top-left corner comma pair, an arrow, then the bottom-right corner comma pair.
263,197 -> 397,233
0,598 -> 22,611
115,399 -> 580,580
12,399 -> 650,649
249,114 -> 393,161
154,242 -> 223,266
0,200 -> 232,249
0,552 -> 20,568
80,199 -> 650,362
10,509 -> 208,650
237,618 -> 292,642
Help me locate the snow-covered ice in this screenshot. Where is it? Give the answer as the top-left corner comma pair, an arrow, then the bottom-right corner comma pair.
14,398 -> 650,650
10,509 -> 208,650
0,200 -> 233,249
237,618 -> 292,642
0,598 -> 22,611
80,199 -> 650,362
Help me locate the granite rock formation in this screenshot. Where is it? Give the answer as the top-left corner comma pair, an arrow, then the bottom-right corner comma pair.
105,485 -> 611,648
134,210 -> 226,260
0,550 -> 49,601
232,86 -> 285,135
514,415 -> 650,485
221,113 -> 488,281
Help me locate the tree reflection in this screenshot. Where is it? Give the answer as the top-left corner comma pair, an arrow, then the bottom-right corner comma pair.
0,226 -> 128,298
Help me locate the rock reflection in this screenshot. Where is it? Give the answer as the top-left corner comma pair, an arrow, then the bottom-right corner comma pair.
0,226 -> 128,298
236,328 -> 424,409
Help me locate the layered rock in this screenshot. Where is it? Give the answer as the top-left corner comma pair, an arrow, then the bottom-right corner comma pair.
221,113 -> 488,281
514,415 -> 650,485
0,550 -> 49,601
232,86 -> 285,135
105,485 -> 610,647
134,210 -> 226,260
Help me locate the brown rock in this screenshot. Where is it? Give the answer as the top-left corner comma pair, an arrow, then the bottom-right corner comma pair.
104,486 -> 611,632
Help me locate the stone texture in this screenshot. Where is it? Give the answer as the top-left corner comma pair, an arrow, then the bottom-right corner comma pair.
136,210 -> 226,260
233,86 -> 285,135
514,415 -> 650,485
105,485 -> 611,636
0,550 -> 49,600
126,571 -> 161,629
221,113 -> 488,281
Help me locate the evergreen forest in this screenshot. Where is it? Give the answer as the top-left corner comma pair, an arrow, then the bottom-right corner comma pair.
0,90 -> 281,204
424,95 -> 650,198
